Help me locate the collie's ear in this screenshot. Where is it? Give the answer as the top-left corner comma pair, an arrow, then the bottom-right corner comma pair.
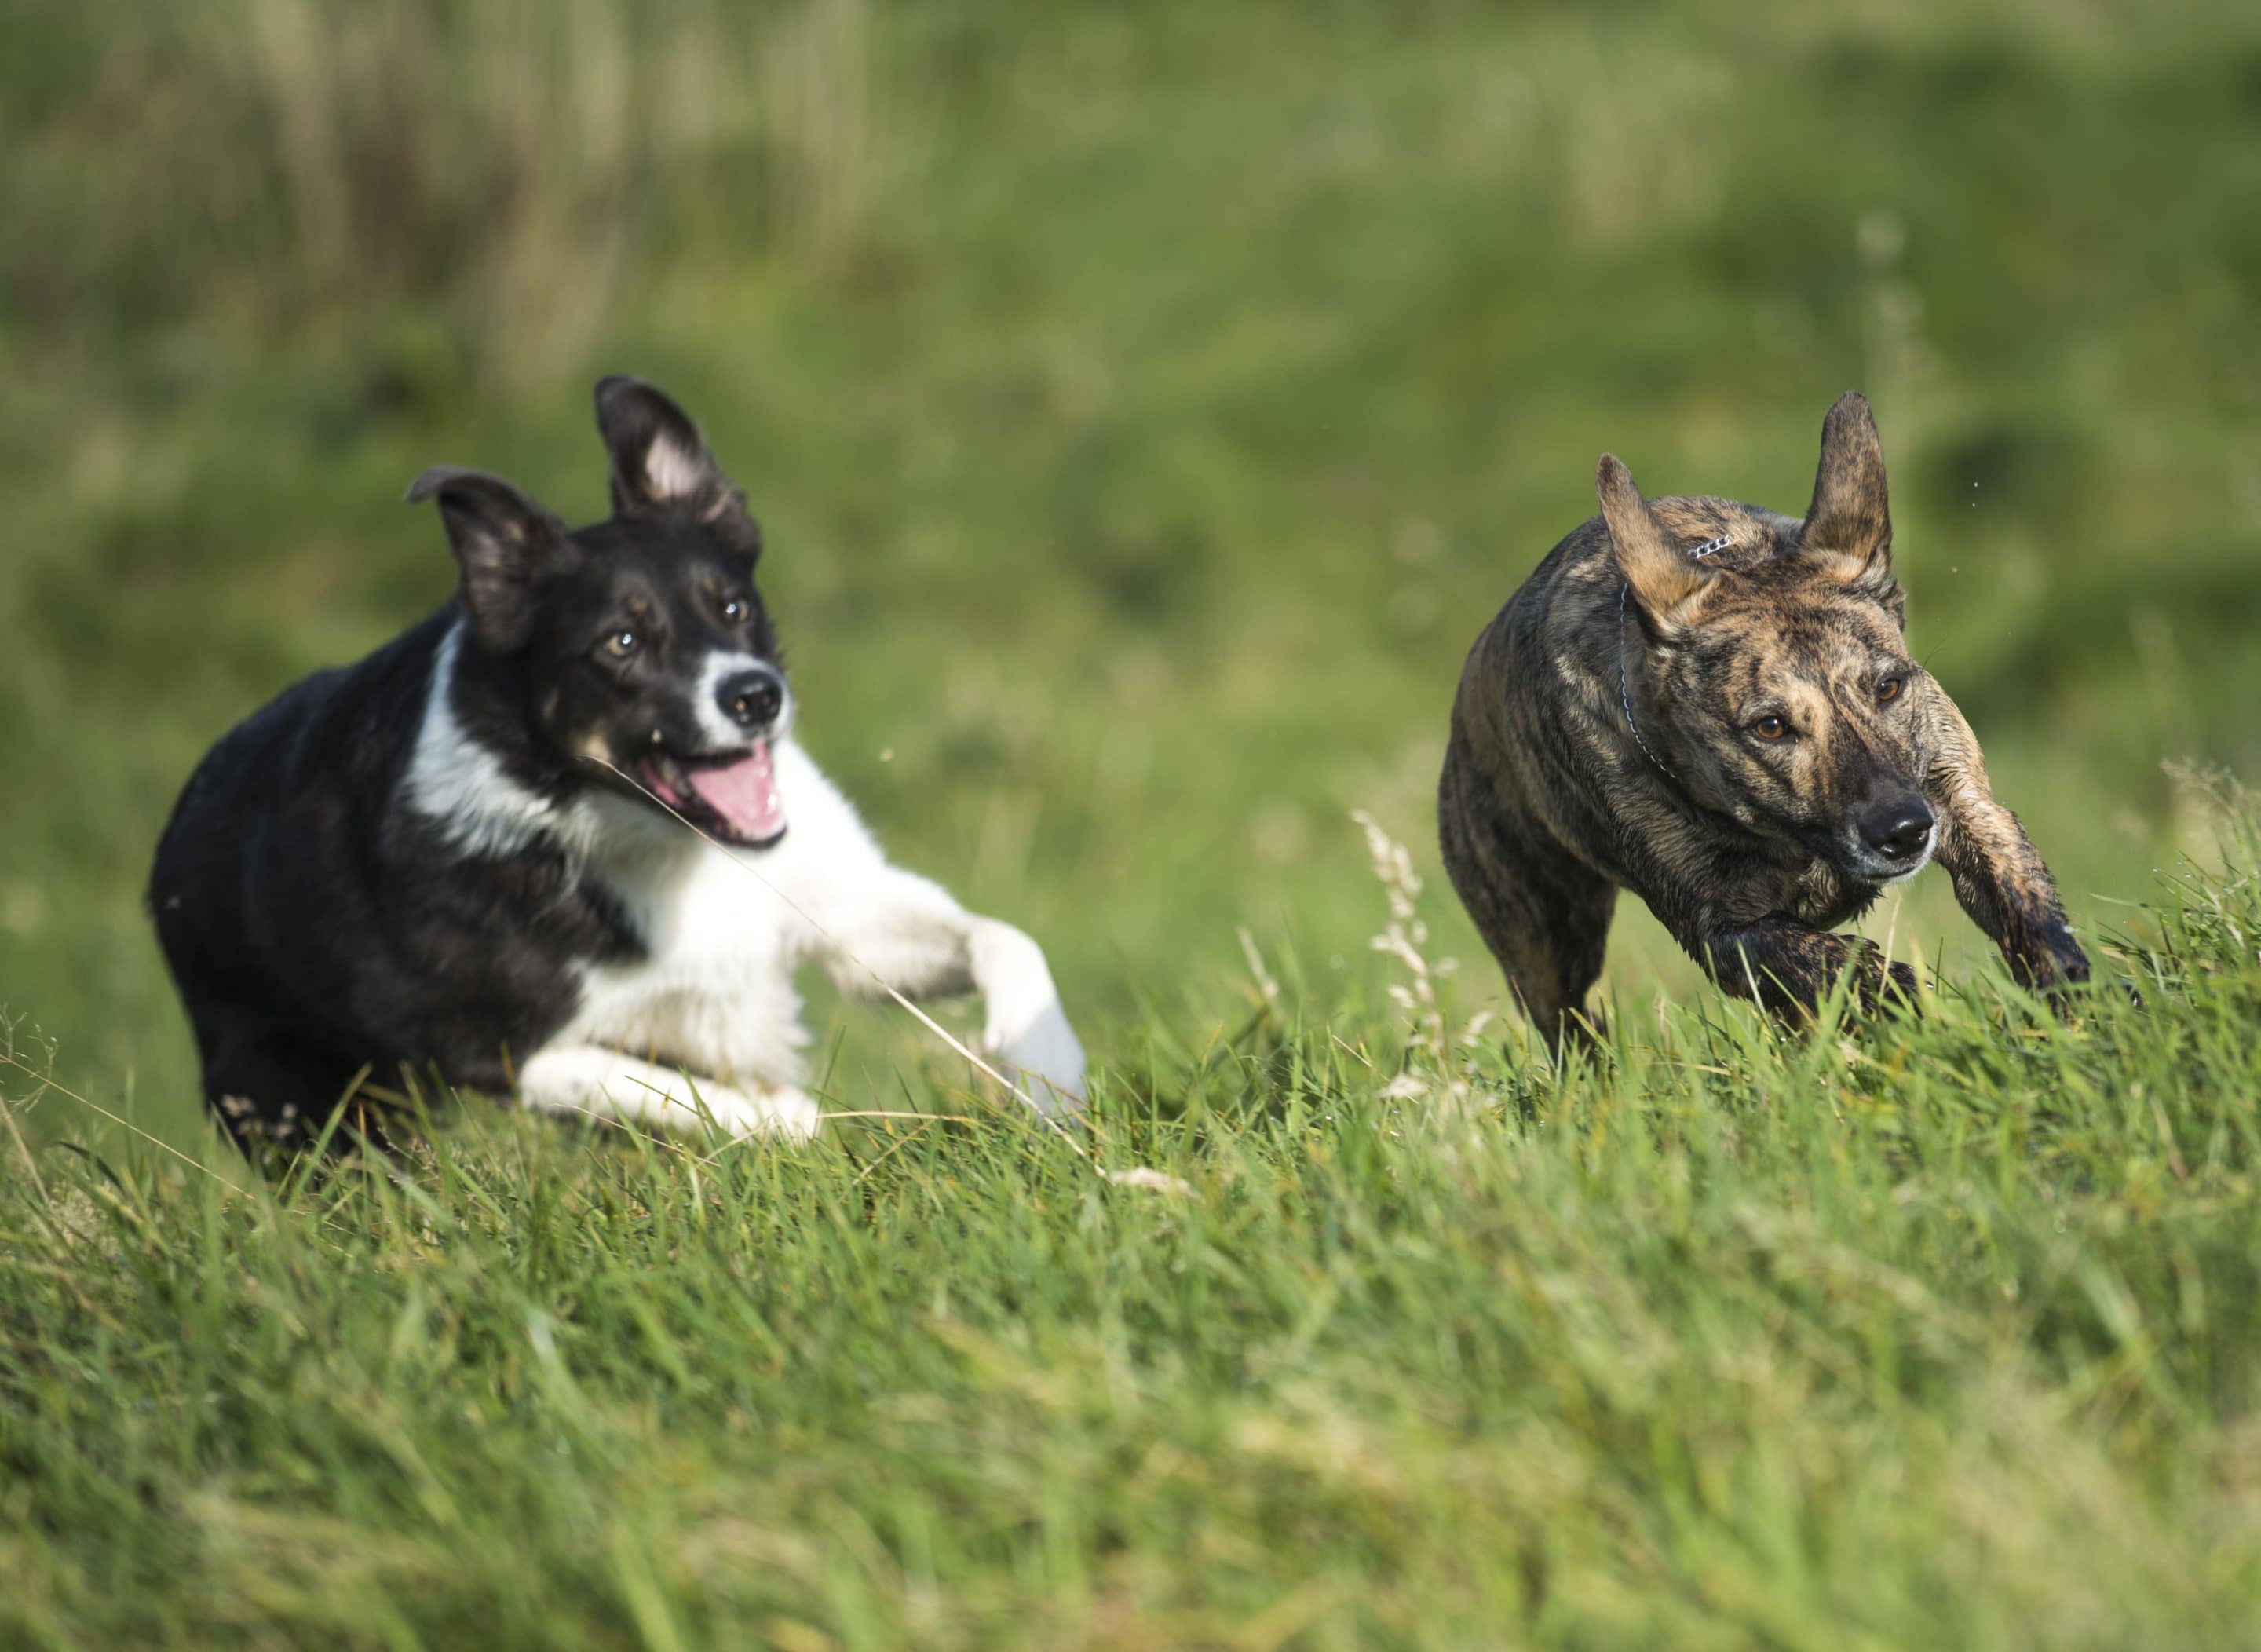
404,467 -> 573,654
1598,454 -> 1708,619
593,376 -> 754,543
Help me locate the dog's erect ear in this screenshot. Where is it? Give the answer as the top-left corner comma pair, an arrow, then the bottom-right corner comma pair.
1598,454 -> 1708,619
1799,393 -> 1902,619
594,375 -> 751,533
1802,392 -> 1893,567
404,467 -> 574,654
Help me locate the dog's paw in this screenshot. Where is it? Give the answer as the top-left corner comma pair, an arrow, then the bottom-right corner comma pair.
2014,927 -> 2108,1018
1854,955 -> 1923,1014
2040,959 -> 2142,1018
995,1001 -> 1088,1113
970,922 -> 1087,1113
689,1080 -> 822,1142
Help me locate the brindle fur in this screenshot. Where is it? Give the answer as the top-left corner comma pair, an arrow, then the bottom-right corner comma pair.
1439,393 -> 2090,1040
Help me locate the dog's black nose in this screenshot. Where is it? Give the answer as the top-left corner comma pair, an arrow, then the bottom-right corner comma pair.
1858,794 -> 1935,862
718,667 -> 785,731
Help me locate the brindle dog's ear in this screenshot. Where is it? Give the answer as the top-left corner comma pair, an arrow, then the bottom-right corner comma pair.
1800,393 -> 1899,610
1598,454 -> 1708,619
593,375 -> 756,548
404,467 -> 575,654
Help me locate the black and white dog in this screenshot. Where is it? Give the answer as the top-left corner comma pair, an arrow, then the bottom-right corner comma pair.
151,377 -> 1085,1149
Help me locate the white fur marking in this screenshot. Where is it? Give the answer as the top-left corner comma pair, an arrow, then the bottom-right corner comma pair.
645,436 -> 707,502
692,650 -> 792,751
970,920 -> 1087,1107
405,622 -> 600,861
517,1046 -> 820,1140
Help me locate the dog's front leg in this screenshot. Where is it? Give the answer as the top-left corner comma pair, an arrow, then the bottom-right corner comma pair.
1701,915 -> 1919,1019
1926,700 -> 2091,996
808,865 -> 1087,1112
515,1047 -> 821,1141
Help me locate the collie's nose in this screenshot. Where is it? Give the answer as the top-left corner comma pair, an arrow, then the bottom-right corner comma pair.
1859,793 -> 1935,862
718,666 -> 785,730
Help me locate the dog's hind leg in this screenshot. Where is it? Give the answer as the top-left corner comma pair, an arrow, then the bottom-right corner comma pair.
514,1046 -> 821,1141
1926,699 -> 2092,996
202,1016 -> 385,1153
1439,749 -> 1615,1046
1700,916 -> 1918,1019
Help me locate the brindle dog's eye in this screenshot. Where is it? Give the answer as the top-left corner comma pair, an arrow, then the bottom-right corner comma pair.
1751,715 -> 1789,742
603,629 -> 637,658
720,595 -> 747,623
1877,674 -> 1905,704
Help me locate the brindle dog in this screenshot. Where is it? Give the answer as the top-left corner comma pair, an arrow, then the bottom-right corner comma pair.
1439,393 -> 2091,1040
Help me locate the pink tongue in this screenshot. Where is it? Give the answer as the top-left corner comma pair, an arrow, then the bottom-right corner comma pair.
687,740 -> 786,842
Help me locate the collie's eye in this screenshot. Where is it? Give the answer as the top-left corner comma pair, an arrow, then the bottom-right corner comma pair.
719,595 -> 747,623
1751,715 -> 1789,741
603,629 -> 637,658
1877,674 -> 1905,704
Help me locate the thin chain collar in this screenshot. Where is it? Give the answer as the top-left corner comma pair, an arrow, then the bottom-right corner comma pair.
1618,534 -> 1733,780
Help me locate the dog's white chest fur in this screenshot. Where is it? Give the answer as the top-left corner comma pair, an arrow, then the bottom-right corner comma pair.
568,848 -> 807,1086
561,746 -> 853,1089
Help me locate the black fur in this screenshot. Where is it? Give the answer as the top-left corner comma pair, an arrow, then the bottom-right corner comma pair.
149,378 -> 785,1149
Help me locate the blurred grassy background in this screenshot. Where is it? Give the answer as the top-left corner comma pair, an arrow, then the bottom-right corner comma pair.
3,0 -> 2256,1140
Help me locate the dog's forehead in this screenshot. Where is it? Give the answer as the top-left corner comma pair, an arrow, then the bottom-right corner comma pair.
1691,577 -> 1901,682
571,516 -> 752,596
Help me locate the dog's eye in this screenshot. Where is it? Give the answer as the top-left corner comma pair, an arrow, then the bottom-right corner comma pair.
719,595 -> 747,624
1751,715 -> 1790,742
1877,674 -> 1905,704
603,629 -> 638,659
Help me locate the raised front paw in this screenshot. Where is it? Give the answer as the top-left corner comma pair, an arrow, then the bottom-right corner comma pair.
971,921 -> 1087,1113
993,1001 -> 1087,1113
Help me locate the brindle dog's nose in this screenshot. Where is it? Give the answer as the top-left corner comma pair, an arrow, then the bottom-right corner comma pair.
719,666 -> 785,731
1859,793 -> 1935,863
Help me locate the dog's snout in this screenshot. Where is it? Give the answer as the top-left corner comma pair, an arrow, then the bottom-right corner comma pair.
1858,793 -> 1935,863
718,667 -> 785,731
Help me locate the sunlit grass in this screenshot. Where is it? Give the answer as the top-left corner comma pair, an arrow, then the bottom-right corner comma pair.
4,803 -> 2258,1645
4,2 -> 2260,1639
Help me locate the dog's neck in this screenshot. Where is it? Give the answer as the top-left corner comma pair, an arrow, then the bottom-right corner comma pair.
1615,533 -> 1733,781
404,620 -> 619,864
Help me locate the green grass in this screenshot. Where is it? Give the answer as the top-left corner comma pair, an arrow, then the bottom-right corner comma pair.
5,801 -> 2260,1647
5,0 -> 2261,1642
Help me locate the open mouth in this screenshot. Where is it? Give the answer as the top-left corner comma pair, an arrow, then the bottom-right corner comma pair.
635,740 -> 787,849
